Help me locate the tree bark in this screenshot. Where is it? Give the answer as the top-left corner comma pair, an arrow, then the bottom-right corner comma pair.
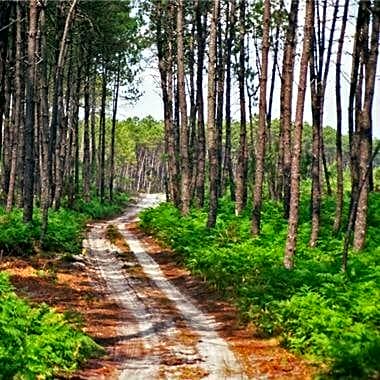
83,56 -> 91,202
252,0 -> 270,236
6,2 -> 22,212
353,0 -> 379,250
23,0 -> 39,223
333,0 -> 349,232
279,0 -> 299,218
222,0 -> 236,201
194,2 -> 206,208
235,0 -> 247,216
109,62 -> 121,201
284,0 -> 314,269
177,0 -> 191,215
206,0 -> 219,228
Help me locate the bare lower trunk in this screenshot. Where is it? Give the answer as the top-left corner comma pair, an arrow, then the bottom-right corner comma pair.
177,0 -> 191,215
252,0 -> 270,236
6,3 -> 22,212
279,0 -> 299,218
284,0 -> 313,269
23,0 -> 39,223
235,0 -> 247,216
206,0 -> 219,228
334,0 -> 349,232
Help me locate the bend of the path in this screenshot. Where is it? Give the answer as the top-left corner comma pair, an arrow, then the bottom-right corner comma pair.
84,194 -> 247,380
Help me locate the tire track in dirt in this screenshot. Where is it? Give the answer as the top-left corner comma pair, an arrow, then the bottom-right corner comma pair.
86,194 -> 247,379
85,223 -> 160,379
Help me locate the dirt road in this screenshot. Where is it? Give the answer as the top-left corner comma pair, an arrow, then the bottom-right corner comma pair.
84,194 -> 246,379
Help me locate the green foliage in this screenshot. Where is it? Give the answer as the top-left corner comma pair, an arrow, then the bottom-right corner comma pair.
0,272 -> 102,379
42,209 -> 87,254
0,208 -> 38,255
72,193 -> 129,220
140,194 -> 380,378
0,193 -> 129,256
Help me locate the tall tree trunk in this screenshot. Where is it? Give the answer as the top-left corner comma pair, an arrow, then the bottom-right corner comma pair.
23,0 -> 39,223
309,0 -> 338,247
53,50 -> 72,210
6,2 -> 22,212
48,0 -> 78,206
222,0 -> 236,201
333,0 -> 349,232
109,62 -> 120,201
284,0 -> 314,269
206,0 -> 219,228
194,3 -> 206,207
266,25 -> 280,200
99,64 -> 107,203
90,66 -> 97,185
235,0 -> 247,216
83,57 -> 91,202
155,0 -> 179,206
215,2 -> 225,199
252,0 -> 270,236
353,0 -> 379,250
177,0 -> 191,215
279,0 -> 299,218
0,2 -> 11,160
39,4 -> 50,243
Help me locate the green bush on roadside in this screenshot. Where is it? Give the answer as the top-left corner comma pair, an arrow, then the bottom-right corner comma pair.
140,194 -> 380,378
0,272 -> 102,379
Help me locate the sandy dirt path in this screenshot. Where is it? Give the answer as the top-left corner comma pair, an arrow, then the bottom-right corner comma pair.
85,194 -> 247,379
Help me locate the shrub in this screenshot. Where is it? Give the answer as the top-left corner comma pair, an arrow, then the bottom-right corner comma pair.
0,272 -> 102,378
140,195 -> 380,378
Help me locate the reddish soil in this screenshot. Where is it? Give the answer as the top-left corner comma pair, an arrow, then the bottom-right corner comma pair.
0,255 -> 128,379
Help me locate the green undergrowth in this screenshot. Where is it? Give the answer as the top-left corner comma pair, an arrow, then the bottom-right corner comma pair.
0,192 -> 129,256
0,272 -> 102,379
140,193 -> 380,379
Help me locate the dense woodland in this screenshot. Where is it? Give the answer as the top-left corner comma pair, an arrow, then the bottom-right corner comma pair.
0,0 -> 380,378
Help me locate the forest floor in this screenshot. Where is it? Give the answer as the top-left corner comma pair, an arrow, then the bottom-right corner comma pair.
0,195 -> 317,379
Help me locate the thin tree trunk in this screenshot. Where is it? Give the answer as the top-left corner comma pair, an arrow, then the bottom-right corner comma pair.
83,57 -> 91,202
284,0 -> 314,269
235,0 -> 247,216
207,0 -> 219,228
39,4 -> 50,243
353,0 -> 379,250
215,2 -> 225,199
333,0 -> 349,232
177,0 -> 191,215
279,0 -> 299,218
266,25 -> 280,200
252,0 -> 270,236
0,3 -> 12,160
23,0 -> 39,223
194,4 -> 206,207
6,2 -> 22,212
99,64 -> 107,203
109,62 -> 120,201
222,0 -> 236,201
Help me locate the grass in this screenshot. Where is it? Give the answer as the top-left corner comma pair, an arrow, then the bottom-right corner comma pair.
139,192 -> 380,379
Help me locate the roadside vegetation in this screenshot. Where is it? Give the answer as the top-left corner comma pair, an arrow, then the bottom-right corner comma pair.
0,193 -> 129,256
140,190 -> 380,379
0,272 -> 103,379
0,192 -> 129,378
